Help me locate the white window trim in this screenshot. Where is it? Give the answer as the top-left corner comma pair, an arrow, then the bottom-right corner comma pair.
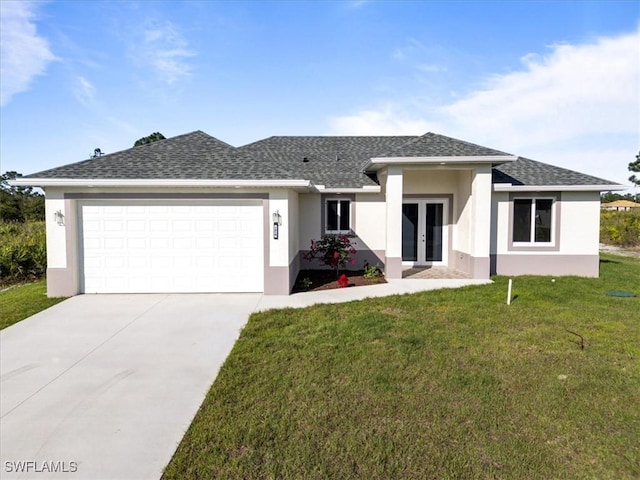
324,198 -> 352,234
512,197 -> 556,246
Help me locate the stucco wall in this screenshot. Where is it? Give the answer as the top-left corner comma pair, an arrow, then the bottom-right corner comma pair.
454,170 -> 472,254
403,170 -> 459,194
558,192 -> 601,255
298,193 -> 321,250
43,187 -> 299,296
297,192 -> 386,271
492,191 -> 600,255
491,190 -> 601,277
353,193 -> 386,251
44,189 -> 67,269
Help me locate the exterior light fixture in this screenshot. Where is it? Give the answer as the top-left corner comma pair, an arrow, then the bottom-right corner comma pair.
272,210 -> 283,240
54,210 -> 65,226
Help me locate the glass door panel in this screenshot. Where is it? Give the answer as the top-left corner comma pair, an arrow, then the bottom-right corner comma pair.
402,199 -> 448,265
402,203 -> 419,261
425,203 -> 443,262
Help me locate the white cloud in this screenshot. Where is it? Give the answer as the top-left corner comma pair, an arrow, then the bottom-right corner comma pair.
136,20 -> 195,85
74,76 -> 95,105
329,105 -> 435,136
392,39 -> 425,61
328,28 -> 640,187
441,30 -> 639,150
0,1 -> 56,106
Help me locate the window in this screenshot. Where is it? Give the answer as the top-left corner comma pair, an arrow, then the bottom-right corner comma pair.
325,199 -> 351,233
513,198 -> 553,243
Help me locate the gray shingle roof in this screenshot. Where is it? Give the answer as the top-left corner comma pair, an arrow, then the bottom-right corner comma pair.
493,157 -> 615,186
24,130 -> 617,189
25,131 -> 300,181
238,136 -> 416,188
382,132 -> 512,157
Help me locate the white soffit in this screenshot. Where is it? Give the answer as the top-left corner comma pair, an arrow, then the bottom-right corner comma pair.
493,184 -> 626,192
364,155 -> 518,172
313,185 -> 381,193
9,178 -> 312,188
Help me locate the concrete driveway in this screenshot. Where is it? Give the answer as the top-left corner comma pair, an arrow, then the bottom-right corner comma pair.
0,294 -> 261,480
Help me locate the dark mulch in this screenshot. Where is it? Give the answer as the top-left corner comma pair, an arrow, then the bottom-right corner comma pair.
292,269 -> 386,293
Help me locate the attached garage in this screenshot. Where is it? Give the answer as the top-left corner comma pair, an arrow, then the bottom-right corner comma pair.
80,201 -> 264,293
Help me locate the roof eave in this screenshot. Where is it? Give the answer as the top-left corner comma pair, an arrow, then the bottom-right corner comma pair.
363,155 -> 518,172
9,178 -> 312,188
312,185 -> 381,193
492,183 -> 627,192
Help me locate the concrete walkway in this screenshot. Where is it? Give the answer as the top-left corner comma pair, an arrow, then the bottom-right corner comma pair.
256,277 -> 490,311
1,278 -> 489,480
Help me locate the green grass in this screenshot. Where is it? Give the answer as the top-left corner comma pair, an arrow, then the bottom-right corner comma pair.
0,279 -> 66,329
163,254 -> 640,480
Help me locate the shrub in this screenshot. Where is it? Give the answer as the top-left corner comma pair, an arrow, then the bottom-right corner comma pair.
0,221 -> 47,286
303,235 -> 357,279
362,261 -> 382,279
600,210 -> 640,247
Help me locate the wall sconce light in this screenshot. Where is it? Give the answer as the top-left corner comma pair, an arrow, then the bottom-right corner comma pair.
272,210 -> 282,240
54,210 -> 65,226
272,210 -> 282,226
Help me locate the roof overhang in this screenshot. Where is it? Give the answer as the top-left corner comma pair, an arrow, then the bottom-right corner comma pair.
493,183 -> 627,192
364,155 -> 518,172
9,178 -> 312,188
312,185 -> 381,193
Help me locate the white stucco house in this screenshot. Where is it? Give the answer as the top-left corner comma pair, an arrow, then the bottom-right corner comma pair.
13,131 -> 622,297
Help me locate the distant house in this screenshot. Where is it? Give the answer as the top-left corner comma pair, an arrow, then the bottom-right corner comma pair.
13,131 -> 623,297
600,200 -> 640,211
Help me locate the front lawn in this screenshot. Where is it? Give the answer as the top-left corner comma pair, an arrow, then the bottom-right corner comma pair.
0,279 -> 66,329
163,254 -> 640,480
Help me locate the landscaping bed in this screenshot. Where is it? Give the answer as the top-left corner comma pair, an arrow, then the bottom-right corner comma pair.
292,269 -> 386,293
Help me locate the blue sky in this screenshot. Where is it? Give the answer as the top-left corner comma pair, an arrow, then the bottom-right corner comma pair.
1,0 -> 638,190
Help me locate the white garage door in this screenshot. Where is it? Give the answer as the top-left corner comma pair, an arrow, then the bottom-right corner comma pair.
81,202 -> 264,293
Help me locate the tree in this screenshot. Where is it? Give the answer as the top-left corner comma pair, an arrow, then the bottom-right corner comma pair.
601,191 -> 636,203
629,151 -> 640,187
134,132 -> 166,147
0,171 -> 45,222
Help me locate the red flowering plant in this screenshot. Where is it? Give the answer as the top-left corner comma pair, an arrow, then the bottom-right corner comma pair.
303,234 -> 357,280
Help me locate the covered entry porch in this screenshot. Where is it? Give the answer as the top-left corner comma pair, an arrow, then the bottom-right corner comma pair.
374,160 -> 501,280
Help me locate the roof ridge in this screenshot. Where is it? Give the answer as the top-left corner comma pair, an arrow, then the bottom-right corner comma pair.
380,132 -> 433,156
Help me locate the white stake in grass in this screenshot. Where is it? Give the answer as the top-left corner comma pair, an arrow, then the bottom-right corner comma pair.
507,278 -> 513,305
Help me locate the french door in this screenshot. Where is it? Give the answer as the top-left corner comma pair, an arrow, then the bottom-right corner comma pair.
402,199 -> 448,266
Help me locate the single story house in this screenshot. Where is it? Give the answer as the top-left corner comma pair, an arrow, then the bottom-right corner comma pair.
600,199 -> 640,211
14,131 -> 622,297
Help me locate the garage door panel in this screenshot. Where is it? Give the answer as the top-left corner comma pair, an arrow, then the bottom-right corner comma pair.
81,203 -> 264,293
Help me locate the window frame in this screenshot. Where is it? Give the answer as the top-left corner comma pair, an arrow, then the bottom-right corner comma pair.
511,196 -> 556,247
324,198 -> 352,235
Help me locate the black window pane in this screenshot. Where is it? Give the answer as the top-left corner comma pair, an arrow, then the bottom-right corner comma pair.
513,199 -> 532,242
327,200 -> 338,231
402,204 -> 418,261
339,201 -> 350,231
535,199 -> 552,242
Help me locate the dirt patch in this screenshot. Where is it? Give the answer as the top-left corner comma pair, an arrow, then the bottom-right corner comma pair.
292,269 -> 386,293
599,244 -> 640,258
